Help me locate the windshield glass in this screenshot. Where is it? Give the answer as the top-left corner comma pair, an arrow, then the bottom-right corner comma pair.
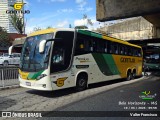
145,53 -> 160,64
20,33 -> 53,72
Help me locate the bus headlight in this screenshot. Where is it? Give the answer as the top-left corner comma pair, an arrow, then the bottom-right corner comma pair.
36,74 -> 47,80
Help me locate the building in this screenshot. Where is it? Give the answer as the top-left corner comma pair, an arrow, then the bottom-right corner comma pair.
0,0 -> 23,33
0,33 -> 26,53
97,17 -> 160,65
97,17 -> 154,41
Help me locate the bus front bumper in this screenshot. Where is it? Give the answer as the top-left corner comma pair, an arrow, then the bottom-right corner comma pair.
19,76 -> 53,91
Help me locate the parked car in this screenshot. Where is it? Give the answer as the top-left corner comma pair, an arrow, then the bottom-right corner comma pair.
0,53 -> 21,66
0,53 -> 9,57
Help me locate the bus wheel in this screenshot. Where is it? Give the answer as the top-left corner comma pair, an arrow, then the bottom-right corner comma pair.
76,74 -> 88,91
126,71 -> 132,81
132,70 -> 136,79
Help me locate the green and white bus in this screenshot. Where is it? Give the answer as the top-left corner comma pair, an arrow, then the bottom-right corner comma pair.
18,28 -> 143,91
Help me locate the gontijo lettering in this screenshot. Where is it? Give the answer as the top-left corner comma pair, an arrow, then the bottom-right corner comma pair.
6,2 -> 30,14
120,57 -> 135,63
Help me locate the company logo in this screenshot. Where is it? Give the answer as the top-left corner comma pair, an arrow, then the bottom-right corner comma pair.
13,2 -> 26,10
53,77 -> 68,87
139,91 -> 157,100
6,2 -> 30,14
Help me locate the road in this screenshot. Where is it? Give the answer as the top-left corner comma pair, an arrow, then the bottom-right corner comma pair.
0,72 -> 159,120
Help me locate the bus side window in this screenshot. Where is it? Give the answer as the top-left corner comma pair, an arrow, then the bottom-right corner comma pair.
79,39 -> 84,49
88,40 -> 93,52
104,42 -> 108,53
128,47 -> 132,56
108,42 -> 112,54
138,49 -> 142,57
120,45 -> 124,55
134,49 -> 138,56
112,43 -> 118,54
97,39 -> 105,53
124,46 -> 128,55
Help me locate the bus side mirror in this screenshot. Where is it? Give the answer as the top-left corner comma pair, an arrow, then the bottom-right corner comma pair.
39,38 -> 60,53
39,40 -> 47,53
8,46 -> 13,55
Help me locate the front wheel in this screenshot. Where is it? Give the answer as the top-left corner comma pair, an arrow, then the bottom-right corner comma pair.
76,75 -> 88,91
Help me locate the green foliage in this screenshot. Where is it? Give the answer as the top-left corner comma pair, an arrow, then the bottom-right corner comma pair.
83,14 -> 93,26
46,26 -> 52,29
0,26 -> 11,47
69,24 -> 72,28
33,27 -> 41,31
10,13 -> 24,34
75,26 -> 88,29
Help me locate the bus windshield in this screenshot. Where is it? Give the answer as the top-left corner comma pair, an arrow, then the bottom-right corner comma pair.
145,53 -> 160,64
20,33 -> 53,72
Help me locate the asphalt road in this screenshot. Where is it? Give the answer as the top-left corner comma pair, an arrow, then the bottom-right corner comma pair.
43,72 -> 160,120
0,72 -> 159,120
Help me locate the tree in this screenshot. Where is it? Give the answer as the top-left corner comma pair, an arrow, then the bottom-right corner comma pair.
75,25 -> 88,29
10,13 -> 25,34
83,14 -> 93,26
0,26 -> 11,48
69,24 -> 72,28
33,27 -> 41,31
46,26 -> 52,29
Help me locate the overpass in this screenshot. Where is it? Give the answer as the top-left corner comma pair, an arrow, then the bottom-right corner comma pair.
96,0 -> 160,27
96,0 -> 160,35
96,0 -> 160,65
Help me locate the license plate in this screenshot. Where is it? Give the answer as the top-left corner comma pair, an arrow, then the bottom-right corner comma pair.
26,82 -> 31,86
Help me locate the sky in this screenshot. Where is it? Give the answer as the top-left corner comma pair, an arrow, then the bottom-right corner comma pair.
23,0 -> 104,34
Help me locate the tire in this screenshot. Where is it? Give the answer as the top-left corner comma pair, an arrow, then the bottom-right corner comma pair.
76,75 -> 88,91
126,71 -> 132,81
132,71 -> 136,79
3,61 -> 9,66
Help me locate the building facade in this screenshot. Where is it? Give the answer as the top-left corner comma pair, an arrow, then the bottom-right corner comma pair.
0,0 -> 23,33
97,17 -> 155,41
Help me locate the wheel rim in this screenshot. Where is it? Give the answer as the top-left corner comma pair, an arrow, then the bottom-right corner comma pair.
79,79 -> 86,87
76,77 -> 87,91
127,73 -> 131,80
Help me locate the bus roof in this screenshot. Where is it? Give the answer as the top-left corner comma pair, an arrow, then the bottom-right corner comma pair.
28,28 -> 141,49
28,28 -> 57,37
28,28 -> 75,37
77,29 -> 141,49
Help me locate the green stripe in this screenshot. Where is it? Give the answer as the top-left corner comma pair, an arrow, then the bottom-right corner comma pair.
28,70 -> 44,80
92,53 -> 120,76
78,30 -> 102,39
103,54 -> 120,75
92,53 -> 113,76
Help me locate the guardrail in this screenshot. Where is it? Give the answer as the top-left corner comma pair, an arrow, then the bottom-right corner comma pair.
0,66 -> 19,88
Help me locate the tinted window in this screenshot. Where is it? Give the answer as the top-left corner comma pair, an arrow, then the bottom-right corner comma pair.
50,31 -> 74,73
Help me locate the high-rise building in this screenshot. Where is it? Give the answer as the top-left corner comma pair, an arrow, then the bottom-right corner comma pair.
0,0 -> 23,33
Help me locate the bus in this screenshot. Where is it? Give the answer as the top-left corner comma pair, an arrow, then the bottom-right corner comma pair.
16,28 -> 143,91
144,45 -> 160,70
